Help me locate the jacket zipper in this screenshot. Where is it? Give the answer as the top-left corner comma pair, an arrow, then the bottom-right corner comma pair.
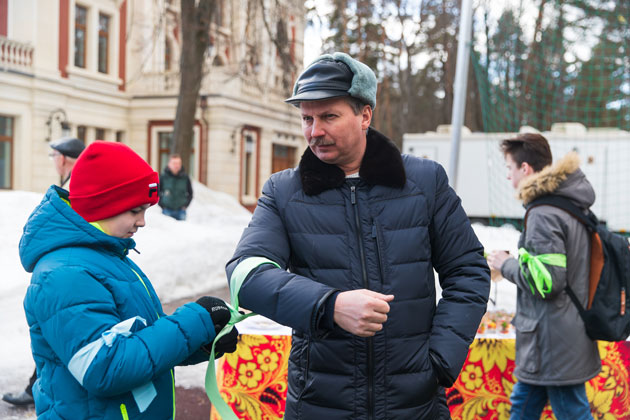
120,403 -> 129,420
351,185 -> 374,420
372,222 -> 386,283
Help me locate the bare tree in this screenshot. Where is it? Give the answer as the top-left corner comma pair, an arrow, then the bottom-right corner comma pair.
171,0 -> 214,166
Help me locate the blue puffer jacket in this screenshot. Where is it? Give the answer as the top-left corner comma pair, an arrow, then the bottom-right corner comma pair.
227,129 -> 490,419
20,186 -> 216,420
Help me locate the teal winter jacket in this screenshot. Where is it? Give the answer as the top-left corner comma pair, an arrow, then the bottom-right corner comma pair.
19,186 -> 216,420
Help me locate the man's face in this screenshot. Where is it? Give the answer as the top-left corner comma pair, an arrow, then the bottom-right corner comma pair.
505,153 -> 532,189
50,150 -> 65,176
300,98 -> 372,173
98,205 -> 150,238
168,157 -> 182,174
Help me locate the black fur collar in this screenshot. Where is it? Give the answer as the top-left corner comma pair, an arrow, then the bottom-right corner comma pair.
299,128 -> 406,196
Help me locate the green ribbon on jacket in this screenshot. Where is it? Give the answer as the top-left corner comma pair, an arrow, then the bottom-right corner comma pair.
204,257 -> 281,420
518,248 -> 566,298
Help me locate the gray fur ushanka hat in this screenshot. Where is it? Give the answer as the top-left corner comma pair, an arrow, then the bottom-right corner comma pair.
285,52 -> 377,109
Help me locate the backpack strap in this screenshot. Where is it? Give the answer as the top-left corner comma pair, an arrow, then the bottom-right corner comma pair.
525,195 -> 598,231
525,195 -> 602,311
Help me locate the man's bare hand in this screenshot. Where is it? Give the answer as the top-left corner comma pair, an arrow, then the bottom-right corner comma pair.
333,289 -> 394,337
487,250 -> 511,272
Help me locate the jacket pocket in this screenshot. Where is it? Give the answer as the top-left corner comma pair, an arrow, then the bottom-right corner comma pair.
287,334 -> 310,402
512,315 -> 540,374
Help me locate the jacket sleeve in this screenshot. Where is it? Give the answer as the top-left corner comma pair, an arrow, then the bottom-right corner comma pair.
185,176 -> 193,208
26,268 -> 216,397
428,164 -> 490,387
226,176 -> 337,334
501,207 -> 568,299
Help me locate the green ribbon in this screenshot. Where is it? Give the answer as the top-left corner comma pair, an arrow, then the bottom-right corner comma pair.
518,248 -> 566,298
204,257 -> 281,420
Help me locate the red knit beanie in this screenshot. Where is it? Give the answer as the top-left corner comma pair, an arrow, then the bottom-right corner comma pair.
69,141 -> 160,222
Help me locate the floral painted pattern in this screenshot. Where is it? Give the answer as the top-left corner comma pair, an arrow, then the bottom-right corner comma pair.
448,339 -> 630,420
211,335 -> 290,420
212,337 -> 630,420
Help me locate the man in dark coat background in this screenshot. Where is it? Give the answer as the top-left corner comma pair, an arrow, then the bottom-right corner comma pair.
227,52 -> 490,419
158,154 -> 193,221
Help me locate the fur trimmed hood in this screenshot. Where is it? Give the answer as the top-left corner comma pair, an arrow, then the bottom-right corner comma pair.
299,128 -> 406,196
518,152 -> 595,208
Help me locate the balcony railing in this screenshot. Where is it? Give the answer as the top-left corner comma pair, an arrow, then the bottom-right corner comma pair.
0,36 -> 33,73
129,71 -> 180,95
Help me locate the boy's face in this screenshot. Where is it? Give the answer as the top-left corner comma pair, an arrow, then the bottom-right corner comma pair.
505,153 -> 534,190
98,204 -> 150,238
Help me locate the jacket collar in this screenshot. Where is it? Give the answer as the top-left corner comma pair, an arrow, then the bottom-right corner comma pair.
518,152 -> 581,205
299,128 -> 406,196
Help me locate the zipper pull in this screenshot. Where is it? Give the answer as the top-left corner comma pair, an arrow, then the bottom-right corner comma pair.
372,223 -> 377,238
351,185 -> 356,204
131,248 -> 141,254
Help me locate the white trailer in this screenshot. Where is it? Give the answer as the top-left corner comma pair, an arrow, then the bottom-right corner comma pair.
402,123 -> 630,231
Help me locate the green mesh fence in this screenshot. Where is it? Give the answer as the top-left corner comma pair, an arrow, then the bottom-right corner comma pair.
471,0 -> 630,232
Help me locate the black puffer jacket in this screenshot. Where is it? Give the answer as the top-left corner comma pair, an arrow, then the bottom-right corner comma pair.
227,129 -> 489,419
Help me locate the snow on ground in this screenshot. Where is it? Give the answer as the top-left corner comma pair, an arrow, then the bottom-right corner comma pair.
0,183 -> 522,411
472,223 -> 520,313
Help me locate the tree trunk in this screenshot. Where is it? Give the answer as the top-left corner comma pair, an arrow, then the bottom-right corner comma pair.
171,0 -> 214,171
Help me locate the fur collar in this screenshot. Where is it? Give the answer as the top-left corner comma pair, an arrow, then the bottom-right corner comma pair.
299,128 -> 406,196
518,152 -> 581,205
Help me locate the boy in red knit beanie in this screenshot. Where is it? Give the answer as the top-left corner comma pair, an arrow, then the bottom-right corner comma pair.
19,141 -> 238,419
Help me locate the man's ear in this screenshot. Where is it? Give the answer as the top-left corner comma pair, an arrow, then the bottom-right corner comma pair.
361,105 -> 372,130
521,162 -> 535,176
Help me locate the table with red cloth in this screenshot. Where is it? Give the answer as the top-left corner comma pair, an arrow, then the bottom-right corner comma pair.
211,328 -> 630,420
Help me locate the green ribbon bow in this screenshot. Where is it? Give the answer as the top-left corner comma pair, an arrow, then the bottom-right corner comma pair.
518,248 -> 566,298
204,257 -> 281,420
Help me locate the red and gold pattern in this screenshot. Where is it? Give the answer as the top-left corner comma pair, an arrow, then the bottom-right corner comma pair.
448,339 -> 630,420
211,335 -> 291,420
211,337 -> 630,420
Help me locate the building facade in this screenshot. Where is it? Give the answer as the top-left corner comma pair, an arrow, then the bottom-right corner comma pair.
0,0 -> 305,210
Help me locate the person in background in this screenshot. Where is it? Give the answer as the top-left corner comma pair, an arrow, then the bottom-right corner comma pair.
488,133 -> 600,420
2,136 -> 86,407
226,52 -> 490,419
18,141 -> 238,419
49,136 -> 85,187
159,154 -> 193,221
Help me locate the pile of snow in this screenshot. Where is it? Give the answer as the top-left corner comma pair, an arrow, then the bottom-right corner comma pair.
0,182 -> 251,394
133,181 -> 252,301
472,223 -> 520,312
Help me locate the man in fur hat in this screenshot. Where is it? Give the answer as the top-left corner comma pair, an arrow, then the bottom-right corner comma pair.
488,133 -> 600,420
226,52 -> 490,419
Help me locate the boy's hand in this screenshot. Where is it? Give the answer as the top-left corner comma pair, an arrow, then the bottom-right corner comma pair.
195,296 -> 239,358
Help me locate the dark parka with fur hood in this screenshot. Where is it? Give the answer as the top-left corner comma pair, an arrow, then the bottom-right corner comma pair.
500,152 -> 601,385
227,129 -> 490,419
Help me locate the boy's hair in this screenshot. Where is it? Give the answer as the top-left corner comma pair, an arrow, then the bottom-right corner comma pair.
169,153 -> 182,160
500,133 -> 552,172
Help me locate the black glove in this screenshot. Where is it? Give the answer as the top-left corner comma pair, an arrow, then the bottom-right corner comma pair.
195,296 -> 239,358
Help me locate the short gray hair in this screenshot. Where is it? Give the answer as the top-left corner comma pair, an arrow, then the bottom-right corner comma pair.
344,96 -> 370,115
